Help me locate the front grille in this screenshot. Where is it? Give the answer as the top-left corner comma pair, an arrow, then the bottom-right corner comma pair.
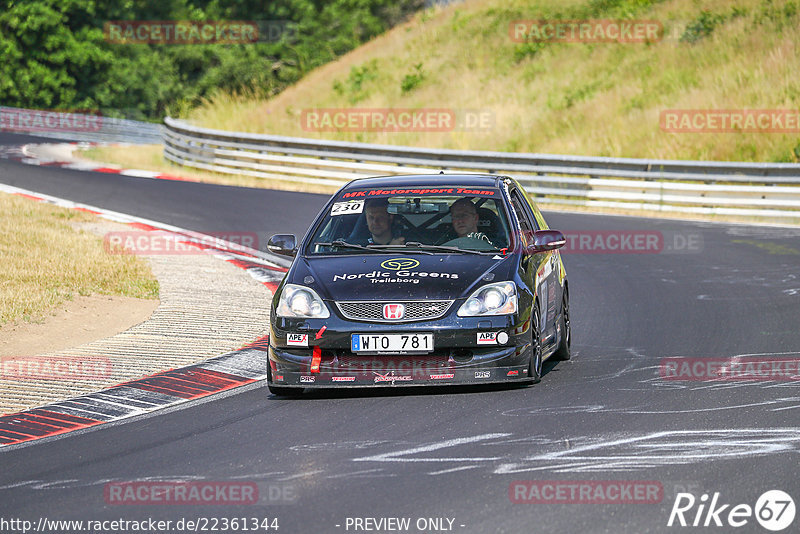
336,300 -> 453,322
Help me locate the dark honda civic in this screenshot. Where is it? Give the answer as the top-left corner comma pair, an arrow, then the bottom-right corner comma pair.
265,174 -> 570,395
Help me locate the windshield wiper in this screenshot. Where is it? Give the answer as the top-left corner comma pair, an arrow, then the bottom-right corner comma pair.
316,240 -> 502,256
362,242 -> 434,255
396,242 -> 496,256
315,240 -> 385,253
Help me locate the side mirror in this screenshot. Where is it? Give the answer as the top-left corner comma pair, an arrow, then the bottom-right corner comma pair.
267,234 -> 297,257
527,230 -> 566,254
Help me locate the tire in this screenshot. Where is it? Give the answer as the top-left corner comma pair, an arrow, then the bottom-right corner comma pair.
552,290 -> 571,361
528,305 -> 542,384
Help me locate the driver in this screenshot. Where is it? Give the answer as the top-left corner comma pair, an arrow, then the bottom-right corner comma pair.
449,198 -> 492,244
365,198 -> 405,245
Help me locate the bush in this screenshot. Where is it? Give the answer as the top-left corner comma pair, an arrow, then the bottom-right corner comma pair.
0,0 -> 424,119
400,63 -> 425,93
680,10 -> 725,44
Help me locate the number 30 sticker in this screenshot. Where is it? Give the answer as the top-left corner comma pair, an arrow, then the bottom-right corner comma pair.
331,200 -> 364,215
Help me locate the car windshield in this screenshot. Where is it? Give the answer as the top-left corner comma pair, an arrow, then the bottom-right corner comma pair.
307,187 -> 511,255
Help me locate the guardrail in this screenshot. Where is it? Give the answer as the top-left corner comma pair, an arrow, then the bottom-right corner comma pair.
163,116 -> 800,219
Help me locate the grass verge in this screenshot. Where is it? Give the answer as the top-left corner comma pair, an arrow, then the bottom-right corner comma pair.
187,0 -> 800,163
0,193 -> 159,326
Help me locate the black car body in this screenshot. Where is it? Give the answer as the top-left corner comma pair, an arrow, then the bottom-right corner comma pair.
266,174 -> 570,394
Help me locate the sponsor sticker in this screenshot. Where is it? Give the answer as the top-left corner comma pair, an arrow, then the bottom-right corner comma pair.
332,376 -> 356,382
300,375 -> 315,383
374,373 -> 413,383
478,332 -> 499,345
475,371 -> 491,379
430,373 -> 455,380
381,258 -> 420,271
330,200 -> 364,215
287,333 -> 309,347
333,269 -> 459,283
340,188 -> 496,199
507,370 -> 520,377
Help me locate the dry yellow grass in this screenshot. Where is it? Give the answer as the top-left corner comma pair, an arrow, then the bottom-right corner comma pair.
186,0 -> 800,162
0,193 -> 159,326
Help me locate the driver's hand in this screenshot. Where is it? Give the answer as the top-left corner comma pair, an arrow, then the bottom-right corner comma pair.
389,236 -> 406,245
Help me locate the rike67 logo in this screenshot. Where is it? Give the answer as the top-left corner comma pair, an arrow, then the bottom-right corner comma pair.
668,490 -> 795,531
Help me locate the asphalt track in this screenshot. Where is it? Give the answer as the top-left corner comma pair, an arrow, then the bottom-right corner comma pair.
1,132 -> 800,533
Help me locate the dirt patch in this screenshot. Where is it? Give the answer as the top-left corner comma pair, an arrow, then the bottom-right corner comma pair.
0,294 -> 158,358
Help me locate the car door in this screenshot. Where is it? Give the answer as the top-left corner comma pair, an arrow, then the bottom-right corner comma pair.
509,187 -> 558,348
523,190 -> 565,349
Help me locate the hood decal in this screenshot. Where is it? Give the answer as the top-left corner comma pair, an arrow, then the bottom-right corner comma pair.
294,254 -> 515,301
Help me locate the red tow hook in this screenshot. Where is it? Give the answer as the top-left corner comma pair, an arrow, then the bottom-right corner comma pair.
310,346 -> 322,373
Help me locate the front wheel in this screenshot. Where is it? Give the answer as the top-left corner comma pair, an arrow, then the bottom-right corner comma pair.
528,306 -> 542,384
552,290 -> 571,361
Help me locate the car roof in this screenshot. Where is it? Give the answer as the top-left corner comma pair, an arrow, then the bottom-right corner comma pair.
342,174 -> 505,190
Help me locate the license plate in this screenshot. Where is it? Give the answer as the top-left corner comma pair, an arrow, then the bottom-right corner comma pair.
351,333 -> 433,353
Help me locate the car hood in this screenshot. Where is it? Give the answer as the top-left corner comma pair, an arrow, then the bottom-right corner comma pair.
293,253 -> 516,302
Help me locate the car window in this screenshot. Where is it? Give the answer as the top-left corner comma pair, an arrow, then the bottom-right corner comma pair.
306,188 -> 512,254
509,189 -> 538,246
520,187 -> 550,230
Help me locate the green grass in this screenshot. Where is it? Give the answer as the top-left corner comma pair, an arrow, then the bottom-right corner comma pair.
182,0 -> 800,163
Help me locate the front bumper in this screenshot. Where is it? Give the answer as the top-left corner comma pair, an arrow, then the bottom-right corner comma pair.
268,312 -> 533,388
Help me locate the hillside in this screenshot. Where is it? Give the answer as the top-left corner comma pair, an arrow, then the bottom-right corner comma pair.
187,0 -> 800,162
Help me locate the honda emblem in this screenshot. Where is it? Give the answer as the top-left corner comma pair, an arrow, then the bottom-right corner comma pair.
383,303 -> 405,320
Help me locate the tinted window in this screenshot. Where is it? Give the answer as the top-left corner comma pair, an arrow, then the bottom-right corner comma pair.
307,188 -> 511,254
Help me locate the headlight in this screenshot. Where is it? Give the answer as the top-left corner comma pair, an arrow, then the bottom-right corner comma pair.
457,281 -> 517,316
277,284 -> 330,318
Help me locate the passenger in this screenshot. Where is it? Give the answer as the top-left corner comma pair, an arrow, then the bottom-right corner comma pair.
364,198 -> 405,245
449,198 -> 492,243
